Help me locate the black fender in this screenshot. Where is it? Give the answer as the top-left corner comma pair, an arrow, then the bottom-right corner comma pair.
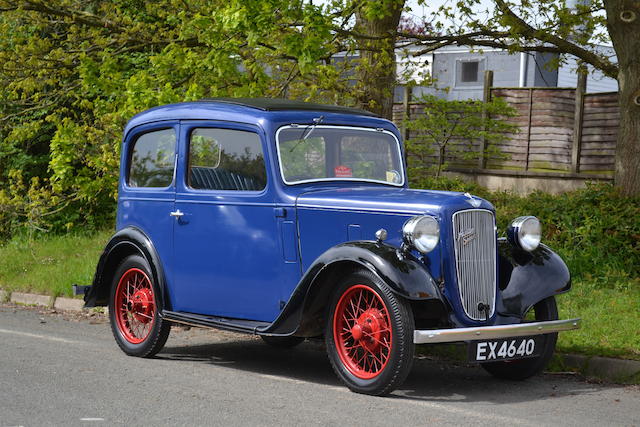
496,239 -> 571,318
84,227 -> 169,310
259,241 -> 443,337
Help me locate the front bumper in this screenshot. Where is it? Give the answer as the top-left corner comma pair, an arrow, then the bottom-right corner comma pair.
413,318 -> 581,344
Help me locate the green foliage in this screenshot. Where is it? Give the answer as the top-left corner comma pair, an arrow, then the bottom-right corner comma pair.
490,182 -> 640,288
412,177 -> 640,290
0,0 -> 350,240
0,0 -> 413,240
408,174 -> 490,197
405,94 -> 518,179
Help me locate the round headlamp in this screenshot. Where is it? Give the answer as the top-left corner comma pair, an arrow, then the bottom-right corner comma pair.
403,215 -> 440,254
507,216 -> 542,252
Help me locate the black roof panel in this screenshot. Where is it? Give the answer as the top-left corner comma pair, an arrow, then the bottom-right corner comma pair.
199,97 -> 379,117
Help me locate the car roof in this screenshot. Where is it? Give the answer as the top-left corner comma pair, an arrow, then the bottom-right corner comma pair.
123,98 -> 384,137
199,98 -> 379,117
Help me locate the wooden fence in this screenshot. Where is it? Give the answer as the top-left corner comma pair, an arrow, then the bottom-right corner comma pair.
393,71 -> 619,178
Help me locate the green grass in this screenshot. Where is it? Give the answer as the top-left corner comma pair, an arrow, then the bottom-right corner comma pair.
557,279 -> 640,360
0,230 -> 112,298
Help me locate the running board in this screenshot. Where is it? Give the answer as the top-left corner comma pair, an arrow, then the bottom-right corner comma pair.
162,310 -> 271,335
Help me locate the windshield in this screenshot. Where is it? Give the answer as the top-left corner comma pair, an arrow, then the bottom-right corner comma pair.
276,126 -> 404,186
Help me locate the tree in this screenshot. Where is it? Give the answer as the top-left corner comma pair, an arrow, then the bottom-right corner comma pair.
2,0 -> 638,239
394,0 -> 639,195
0,0 -> 344,236
405,94 -> 517,179
0,0 -> 414,237
351,0 -> 404,118
603,0 -> 640,197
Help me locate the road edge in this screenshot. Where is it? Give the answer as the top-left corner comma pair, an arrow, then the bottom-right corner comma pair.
1,288 -> 638,384
1,288 -> 108,315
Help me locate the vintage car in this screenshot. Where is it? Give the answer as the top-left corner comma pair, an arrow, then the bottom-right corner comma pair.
84,98 -> 581,396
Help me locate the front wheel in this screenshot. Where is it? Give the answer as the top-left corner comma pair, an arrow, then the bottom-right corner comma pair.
481,296 -> 558,380
325,269 -> 415,396
109,255 -> 171,357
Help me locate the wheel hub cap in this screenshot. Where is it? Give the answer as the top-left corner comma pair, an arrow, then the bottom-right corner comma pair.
351,308 -> 387,352
131,288 -> 154,323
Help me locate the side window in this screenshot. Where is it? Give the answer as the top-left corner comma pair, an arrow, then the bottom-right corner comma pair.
188,128 -> 267,191
128,128 -> 176,188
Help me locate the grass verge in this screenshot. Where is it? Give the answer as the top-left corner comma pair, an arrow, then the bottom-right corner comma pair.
557,280 -> 640,360
1,180 -> 638,362
0,230 -> 111,298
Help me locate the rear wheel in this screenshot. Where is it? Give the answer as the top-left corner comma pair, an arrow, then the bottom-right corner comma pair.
481,296 -> 558,380
261,335 -> 305,348
109,255 -> 170,357
325,269 -> 414,396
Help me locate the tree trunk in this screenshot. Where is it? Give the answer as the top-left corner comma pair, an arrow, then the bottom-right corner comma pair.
354,1 -> 404,120
436,144 -> 446,178
605,0 -> 640,196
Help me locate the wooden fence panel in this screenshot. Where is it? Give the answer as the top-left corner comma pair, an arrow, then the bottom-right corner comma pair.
579,92 -> 619,172
394,87 -> 619,176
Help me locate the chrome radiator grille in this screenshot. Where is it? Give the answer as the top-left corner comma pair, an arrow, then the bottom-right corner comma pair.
452,209 -> 497,321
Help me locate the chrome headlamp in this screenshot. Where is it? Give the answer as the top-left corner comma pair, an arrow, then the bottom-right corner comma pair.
403,215 -> 440,254
507,216 -> 542,252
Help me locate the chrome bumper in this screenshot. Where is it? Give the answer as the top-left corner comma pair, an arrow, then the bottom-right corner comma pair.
413,318 -> 581,344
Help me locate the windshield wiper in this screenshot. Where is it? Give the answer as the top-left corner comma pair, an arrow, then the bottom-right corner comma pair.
289,115 -> 324,152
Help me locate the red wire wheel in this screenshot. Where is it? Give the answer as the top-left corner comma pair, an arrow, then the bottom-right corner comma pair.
114,268 -> 157,344
332,284 -> 393,379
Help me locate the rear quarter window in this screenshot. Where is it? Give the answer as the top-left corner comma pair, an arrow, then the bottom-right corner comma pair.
128,128 -> 176,188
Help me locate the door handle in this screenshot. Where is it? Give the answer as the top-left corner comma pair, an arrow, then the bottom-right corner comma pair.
170,210 -> 184,218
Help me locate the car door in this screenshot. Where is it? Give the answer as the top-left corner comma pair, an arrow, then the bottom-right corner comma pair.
168,122 -> 283,322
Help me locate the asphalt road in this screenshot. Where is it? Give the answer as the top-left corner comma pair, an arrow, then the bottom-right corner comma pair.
1,304 -> 638,427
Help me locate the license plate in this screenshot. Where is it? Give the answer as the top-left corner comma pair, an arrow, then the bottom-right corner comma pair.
468,336 -> 544,362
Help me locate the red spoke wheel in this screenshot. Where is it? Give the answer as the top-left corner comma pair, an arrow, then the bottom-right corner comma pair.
333,285 -> 393,379
115,268 -> 156,344
481,296 -> 558,380
326,269 -> 414,396
109,255 -> 171,357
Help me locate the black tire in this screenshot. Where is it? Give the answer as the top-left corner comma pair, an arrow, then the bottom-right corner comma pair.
325,269 -> 414,396
109,254 -> 171,358
481,296 -> 558,380
260,335 -> 305,348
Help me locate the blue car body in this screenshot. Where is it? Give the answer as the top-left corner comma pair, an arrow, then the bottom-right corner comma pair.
87,98 -> 577,343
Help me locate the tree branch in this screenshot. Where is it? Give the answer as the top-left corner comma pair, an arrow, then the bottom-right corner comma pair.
393,2 -> 618,79
15,0 -> 124,32
493,0 -> 618,77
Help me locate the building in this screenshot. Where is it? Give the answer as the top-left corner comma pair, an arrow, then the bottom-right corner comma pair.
396,44 -> 618,102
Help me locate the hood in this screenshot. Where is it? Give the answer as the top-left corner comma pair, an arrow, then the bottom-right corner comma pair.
295,187 -> 494,218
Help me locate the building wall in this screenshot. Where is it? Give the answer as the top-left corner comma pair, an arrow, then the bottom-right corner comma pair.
530,52 -> 559,87
557,53 -> 618,92
429,47 -> 560,101
432,48 -> 509,100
